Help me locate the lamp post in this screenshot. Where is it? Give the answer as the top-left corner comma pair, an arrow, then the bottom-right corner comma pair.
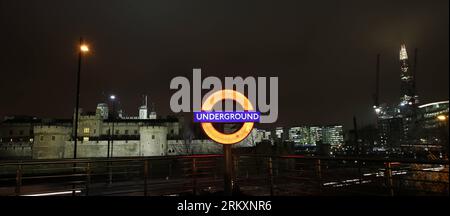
109,95 -> 116,158
73,37 -> 89,159
107,95 -> 116,185
437,115 -> 449,158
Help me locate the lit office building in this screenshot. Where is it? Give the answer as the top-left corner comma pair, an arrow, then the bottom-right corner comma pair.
417,101 -> 449,129
288,125 -> 343,147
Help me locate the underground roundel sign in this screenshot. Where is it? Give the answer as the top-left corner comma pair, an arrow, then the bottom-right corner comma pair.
194,89 -> 260,144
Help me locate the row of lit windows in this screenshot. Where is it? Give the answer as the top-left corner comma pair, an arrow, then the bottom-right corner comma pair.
0,138 -> 34,143
423,110 -> 448,118
81,135 -> 156,143
82,128 -> 176,135
83,128 -> 139,135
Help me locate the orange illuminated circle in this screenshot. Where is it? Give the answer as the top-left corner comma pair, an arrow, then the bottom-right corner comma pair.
201,89 -> 254,144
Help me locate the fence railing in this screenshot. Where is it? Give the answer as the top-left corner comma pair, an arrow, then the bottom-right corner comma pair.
0,155 -> 448,196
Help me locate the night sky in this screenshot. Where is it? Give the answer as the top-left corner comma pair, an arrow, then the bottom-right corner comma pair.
1,0 -> 448,129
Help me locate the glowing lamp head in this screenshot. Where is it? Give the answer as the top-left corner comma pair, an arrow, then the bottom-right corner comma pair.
375,108 -> 381,114
110,95 -> 116,100
80,44 -> 89,53
437,115 -> 447,121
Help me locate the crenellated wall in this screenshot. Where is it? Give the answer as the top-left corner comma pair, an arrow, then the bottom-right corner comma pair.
63,140 -> 140,158
0,142 -> 32,159
32,125 -> 71,159
167,139 -> 222,155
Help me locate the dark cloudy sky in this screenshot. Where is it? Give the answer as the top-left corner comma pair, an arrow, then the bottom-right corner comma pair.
0,0 -> 448,129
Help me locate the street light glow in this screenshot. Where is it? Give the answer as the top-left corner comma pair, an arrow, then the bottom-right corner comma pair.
80,44 -> 89,52
375,108 -> 381,114
437,115 -> 447,121
110,95 -> 116,100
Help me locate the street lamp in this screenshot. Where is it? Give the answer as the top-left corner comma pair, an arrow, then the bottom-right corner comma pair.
108,95 -> 117,158
107,94 -> 117,185
437,115 -> 447,121
80,44 -> 89,52
73,37 -> 90,159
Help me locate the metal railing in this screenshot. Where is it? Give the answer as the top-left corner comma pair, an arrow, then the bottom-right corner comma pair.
0,155 -> 448,196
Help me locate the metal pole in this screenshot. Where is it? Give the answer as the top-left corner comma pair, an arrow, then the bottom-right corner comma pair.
385,162 -> 394,196
86,162 -> 91,196
108,100 -> 115,185
73,37 -> 83,159
107,132 -> 110,158
15,164 -> 22,196
268,157 -> 274,196
72,37 -> 84,196
353,116 -> 359,156
144,160 -> 149,196
316,159 -> 322,190
223,145 -> 233,196
192,158 -> 197,195
111,101 -> 115,158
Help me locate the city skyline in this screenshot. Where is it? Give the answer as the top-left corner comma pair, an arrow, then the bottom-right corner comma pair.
1,0 -> 448,129
0,0 -> 448,199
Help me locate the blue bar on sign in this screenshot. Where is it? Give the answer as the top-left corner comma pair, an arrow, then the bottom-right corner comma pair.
194,111 -> 261,123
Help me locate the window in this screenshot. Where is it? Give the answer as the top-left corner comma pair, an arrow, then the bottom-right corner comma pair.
134,130 -> 138,134
51,136 -> 55,141
40,136 -> 44,141
19,130 -> 24,135
151,135 -> 155,139
83,128 -> 90,134
170,129 -> 174,134
115,130 -> 119,135
83,137 -> 89,142
125,130 -> 129,135
93,129 -> 96,134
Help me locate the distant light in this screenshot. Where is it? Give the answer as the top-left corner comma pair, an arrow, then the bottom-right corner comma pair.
400,44 -> 408,60
437,115 -> 447,121
80,44 -> 89,53
408,102 -> 412,105
375,108 -> 381,113
418,100 -> 449,108
23,190 -> 81,196
110,95 -> 116,100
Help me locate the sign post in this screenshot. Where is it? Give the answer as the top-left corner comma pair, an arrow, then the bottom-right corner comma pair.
196,89 -> 258,196
223,145 -> 233,196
